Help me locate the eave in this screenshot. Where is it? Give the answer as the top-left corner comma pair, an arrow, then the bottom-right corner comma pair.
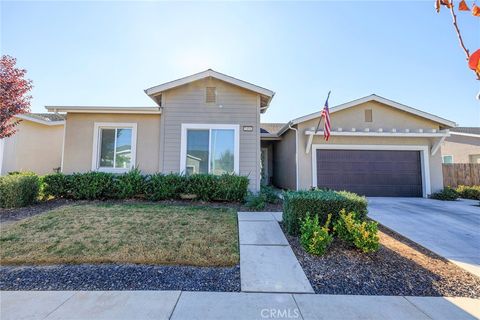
45,106 -> 162,114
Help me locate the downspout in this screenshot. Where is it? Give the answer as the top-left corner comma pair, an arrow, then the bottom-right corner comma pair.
288,122 -> 299,191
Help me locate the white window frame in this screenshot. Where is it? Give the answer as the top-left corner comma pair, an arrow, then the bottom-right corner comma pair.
442,155 -> 454,164
311,144 -> 431,198
180,124 -> 240,175
92,122 -> 137,173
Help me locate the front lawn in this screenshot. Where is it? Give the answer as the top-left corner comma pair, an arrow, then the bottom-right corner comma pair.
0,203 -> 239,266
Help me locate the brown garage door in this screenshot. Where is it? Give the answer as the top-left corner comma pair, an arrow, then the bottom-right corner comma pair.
316,150 -> 422,197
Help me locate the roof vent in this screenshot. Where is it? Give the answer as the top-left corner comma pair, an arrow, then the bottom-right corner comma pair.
206,87 -> 216,103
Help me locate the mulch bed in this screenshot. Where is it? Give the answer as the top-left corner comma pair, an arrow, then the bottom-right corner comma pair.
0,264 -> 240,291
285,224 -> 480,297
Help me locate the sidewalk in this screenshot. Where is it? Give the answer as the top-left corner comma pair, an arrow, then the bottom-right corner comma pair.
238,212 -> 314,293
1,290 -> 479,320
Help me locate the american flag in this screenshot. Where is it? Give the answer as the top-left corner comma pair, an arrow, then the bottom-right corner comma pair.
315,91 -> 331,141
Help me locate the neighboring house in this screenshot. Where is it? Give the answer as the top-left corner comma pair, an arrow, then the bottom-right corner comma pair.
440,127 -> 480,164
1,70 -> 458,197
0,114 -> 65,175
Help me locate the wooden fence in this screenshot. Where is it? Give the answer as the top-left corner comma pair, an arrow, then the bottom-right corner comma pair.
443,163 -> 480,187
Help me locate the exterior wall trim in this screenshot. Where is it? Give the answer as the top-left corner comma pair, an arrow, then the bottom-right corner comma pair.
179,123 -> 240,175
311,144 -> 431,197
91,122 -> 138,173
304,130 -> 450,138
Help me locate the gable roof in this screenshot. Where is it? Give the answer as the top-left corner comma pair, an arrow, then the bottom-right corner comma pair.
278,94 -> 457,136
144,69 -> 275,112
16,113 -> 66,126
260,123 -> 287,134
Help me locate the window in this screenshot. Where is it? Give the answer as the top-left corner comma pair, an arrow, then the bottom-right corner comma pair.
180,124 -> 239,175
365,109 -> 373,122
92,123 -> 137,172
442,155 -> 453,164
206,87 -> 216,103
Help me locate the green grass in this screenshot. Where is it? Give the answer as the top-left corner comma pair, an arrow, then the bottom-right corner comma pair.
0,203 -> 239,266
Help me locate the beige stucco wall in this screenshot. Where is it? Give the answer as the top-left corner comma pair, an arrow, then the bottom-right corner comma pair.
160,78 -> 262,191
441,134 -> 480,163
63,113 -> 161,174
1,120 -> 64,175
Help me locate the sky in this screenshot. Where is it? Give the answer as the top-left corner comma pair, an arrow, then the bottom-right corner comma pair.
1,1 -> 479,126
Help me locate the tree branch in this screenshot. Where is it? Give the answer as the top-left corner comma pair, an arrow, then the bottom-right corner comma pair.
448,1 -> 480,79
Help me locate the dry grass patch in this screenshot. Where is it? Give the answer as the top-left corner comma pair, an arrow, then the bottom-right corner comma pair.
0,203 -> 239,266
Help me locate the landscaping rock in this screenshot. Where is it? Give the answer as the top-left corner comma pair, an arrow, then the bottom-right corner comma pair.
284,224 -> 480,298
0,264 -> 240,292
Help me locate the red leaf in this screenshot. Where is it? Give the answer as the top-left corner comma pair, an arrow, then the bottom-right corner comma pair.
0,55 -> 33,138
458,0 -> 470,10
473,4 -> 480,16
468,49 -> 480,73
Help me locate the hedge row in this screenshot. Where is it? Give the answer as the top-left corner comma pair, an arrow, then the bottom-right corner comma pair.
41,170 -> 249,202
0,172 -> 40,208
283,189 -> 368,235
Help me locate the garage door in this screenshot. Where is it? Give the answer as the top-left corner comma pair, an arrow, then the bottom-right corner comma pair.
315,150 -> 423,197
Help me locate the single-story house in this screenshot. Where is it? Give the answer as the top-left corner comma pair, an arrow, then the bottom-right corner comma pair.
1,70 -> 457,197
440,127 -> 480,164
0,113 -> 65,175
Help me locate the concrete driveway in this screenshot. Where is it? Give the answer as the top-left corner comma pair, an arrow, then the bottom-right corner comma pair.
368,197 -> 480,277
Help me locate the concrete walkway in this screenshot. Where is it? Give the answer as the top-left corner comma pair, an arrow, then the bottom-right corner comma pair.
238,212 -> 314,293
2,291 -> 479,320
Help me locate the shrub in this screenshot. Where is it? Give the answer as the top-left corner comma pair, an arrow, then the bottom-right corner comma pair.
353,220 -> 380,253
245,192 -> 267,210
40,171 -> 249,202
334,210 -> 379,253
333,210 -> 358,243
283,189 -> 368,235
69,172 -> 115,200
42,173 -> 72,198
184,174 -> 216,201
144,173 -> 184,201
300,213 -> 333,255
213,174 -> 250,202
0,172 -> 40,208
260,185 -> 280,204
456,185 -> 480,200
429,187 -> 458,201
114,168 -> 145,199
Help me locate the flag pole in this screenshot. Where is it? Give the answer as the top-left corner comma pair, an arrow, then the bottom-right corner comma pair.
314,91 -> 331,134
